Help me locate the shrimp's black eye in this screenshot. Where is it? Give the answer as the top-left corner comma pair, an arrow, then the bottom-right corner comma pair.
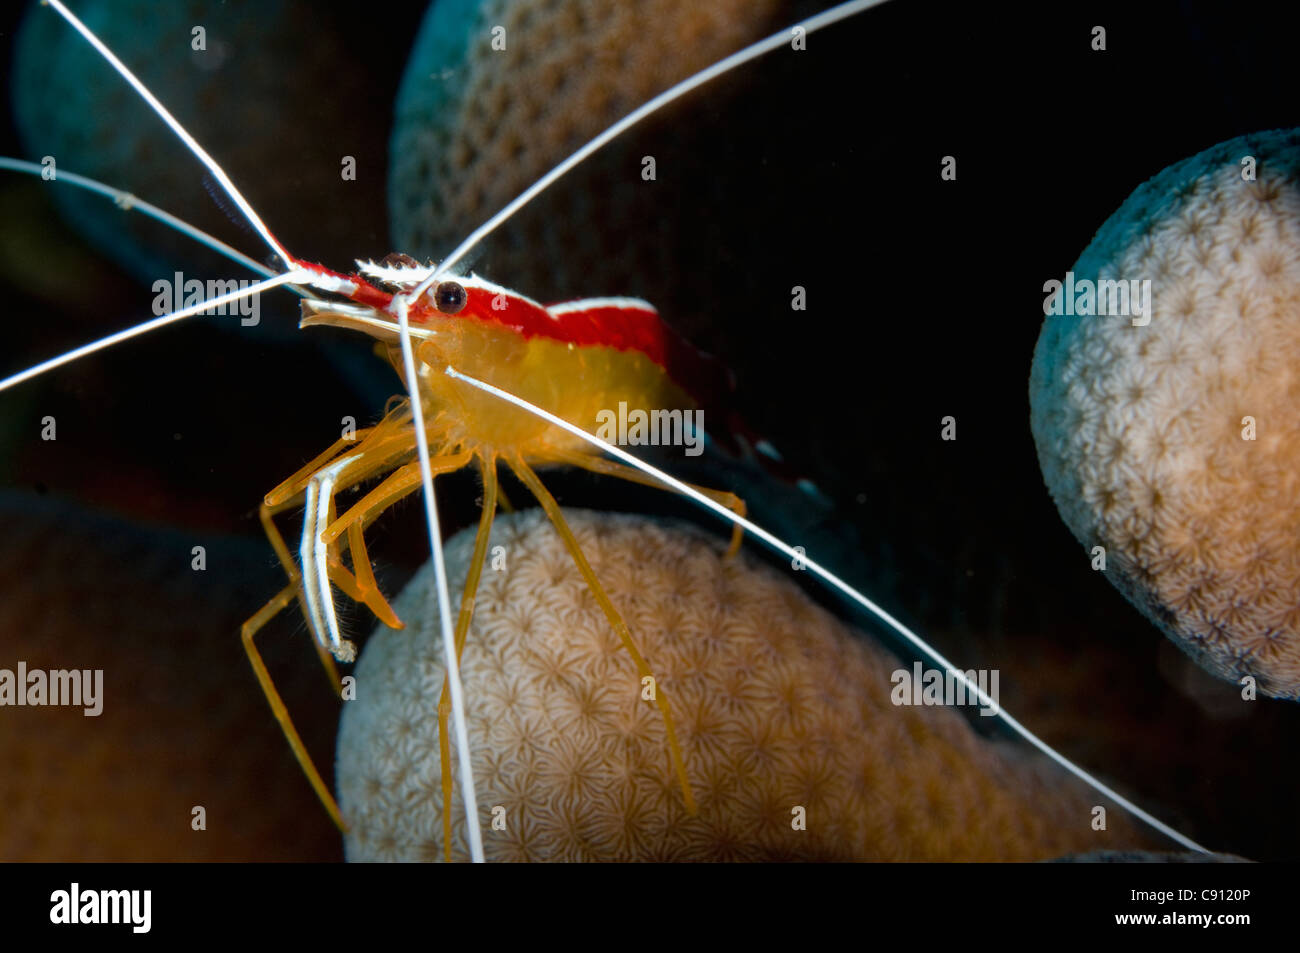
433,280 -> 467,314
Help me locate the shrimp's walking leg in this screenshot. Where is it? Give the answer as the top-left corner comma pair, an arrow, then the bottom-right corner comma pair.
320,450 -> 475,629
311,448 -> 491,860
241,584 -> 345,831
246,463 -> 359,809
435,454 -> 499,861
322,451 -> 473,547
334,522 -> 402,629
245,442 -> 470,837
320,545 -> 401,630
264,427 -> 376,507
256,415 -> 418,681
258,430 -> 412,687
508,457 -> 697,816
551,448 -> 747,558
290,428 -> 455,661
258,496 -> 343,693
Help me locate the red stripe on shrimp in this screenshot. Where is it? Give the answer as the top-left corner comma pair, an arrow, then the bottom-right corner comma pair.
293,257 -> 743,439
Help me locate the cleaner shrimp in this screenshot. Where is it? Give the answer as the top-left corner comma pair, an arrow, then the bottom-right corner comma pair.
7,0 -> 1273,862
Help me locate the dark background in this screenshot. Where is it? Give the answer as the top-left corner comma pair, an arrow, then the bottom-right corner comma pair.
1,0 -> 1298,861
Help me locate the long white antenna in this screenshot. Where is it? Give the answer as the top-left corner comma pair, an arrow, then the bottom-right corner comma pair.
43,0 -> 294,267
406,0 -> 893,304
392,296 -> 484,862
0,158 -> 276,279
0,271 -> 307,393
442,364 -> 1210,855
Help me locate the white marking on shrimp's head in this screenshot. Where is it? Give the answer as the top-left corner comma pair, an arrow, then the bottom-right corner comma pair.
357,258 -> 548,311
300,253 -> 551,349
356,257 -> 438,289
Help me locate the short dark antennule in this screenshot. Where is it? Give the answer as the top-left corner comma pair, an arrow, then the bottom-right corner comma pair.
434,280 -> 468,314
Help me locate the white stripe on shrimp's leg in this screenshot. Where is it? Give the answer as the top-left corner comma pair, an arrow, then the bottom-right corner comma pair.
301,459 -> 356,664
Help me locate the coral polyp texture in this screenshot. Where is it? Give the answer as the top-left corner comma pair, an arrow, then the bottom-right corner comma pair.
337,509 -> 1146,861
1029,129 -> 1300,699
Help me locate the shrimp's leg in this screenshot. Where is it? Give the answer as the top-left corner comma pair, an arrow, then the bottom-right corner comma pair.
245,442 -> 473,835
313,447 -> 491,861
241,584 -> 345,831
320,450 -> 475,629
507,457 -> 697,816
265,427 -> 376,507
257,496 -> 343,693
551,448 -> 747,558
249,449 -> 405,790
299,453 -> 400,664
321,545 -> 401,630
436,454 -> 499,861
322,451 -> 473,547
258,411 -> 411,600
340,522 -> 402,629
258,427 -> 420,682
287,423 -> 455,661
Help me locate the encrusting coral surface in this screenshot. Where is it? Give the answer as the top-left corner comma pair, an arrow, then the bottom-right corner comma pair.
1030,129 -> 1300,699
337,509 -> 1149,861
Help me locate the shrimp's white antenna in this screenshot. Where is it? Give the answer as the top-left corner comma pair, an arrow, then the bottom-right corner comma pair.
0,157 -> 276,280
442,363 -> 1211,855
407,0 -> 894,305
390,295 -> 484,862
43,0 -> 294,267
0,271 -> 308,393
0,157 -> 328,391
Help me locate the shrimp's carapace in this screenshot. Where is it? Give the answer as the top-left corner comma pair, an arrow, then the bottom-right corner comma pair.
295,258 -> 712,460
289,256 -> 736,416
